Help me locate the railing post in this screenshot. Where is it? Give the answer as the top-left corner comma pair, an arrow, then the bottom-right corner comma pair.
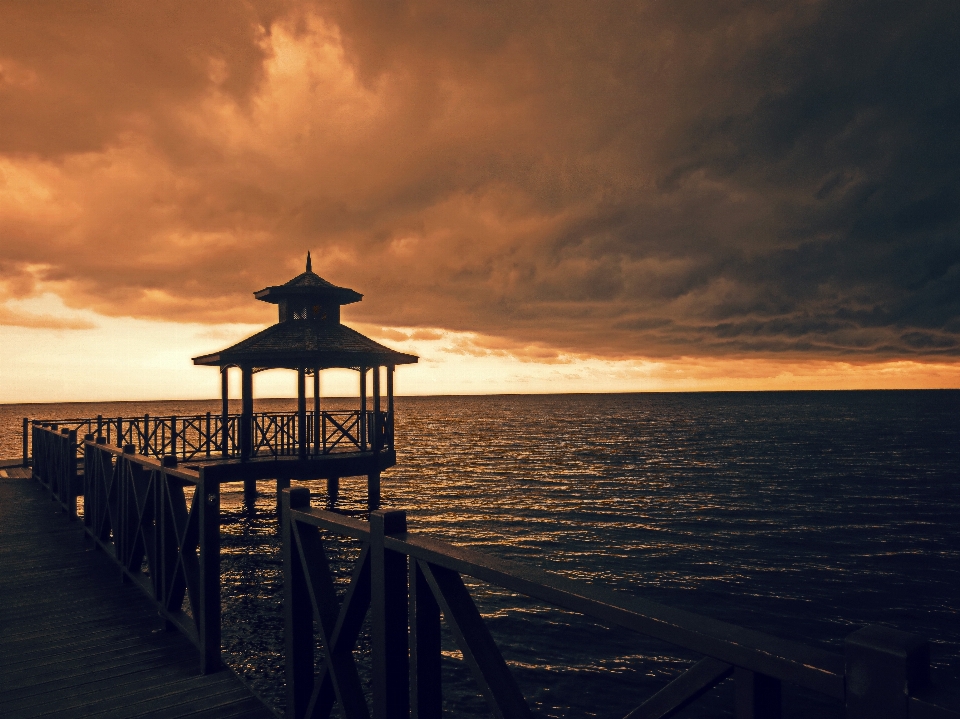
22,417 -> 28,467
241,365 -> 253,461
205,412 -> 212,458
88,435 -> 107,530
282,487 -> 314,719
410,558 -> 442,719
387,365 -> 395,450
735,668 -> 781,718
845,625 -> 929,719
170,415 -> 178,458
371,509 -> 410,719
198,467 -> 221,674
373,366 -> 382,451
360,367 -> 368,451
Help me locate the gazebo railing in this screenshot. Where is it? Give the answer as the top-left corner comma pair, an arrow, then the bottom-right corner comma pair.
26,410 -> 392,464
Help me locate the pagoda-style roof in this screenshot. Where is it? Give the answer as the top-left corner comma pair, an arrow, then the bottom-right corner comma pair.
192,254 -> 418,370
192,321 -> 417,370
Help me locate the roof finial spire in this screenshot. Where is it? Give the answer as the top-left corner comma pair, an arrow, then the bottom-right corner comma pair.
306,251 -> 312,273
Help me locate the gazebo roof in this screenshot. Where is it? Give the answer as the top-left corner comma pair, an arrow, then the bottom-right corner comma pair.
193,254 -> 417,370
192,310 -> 418,370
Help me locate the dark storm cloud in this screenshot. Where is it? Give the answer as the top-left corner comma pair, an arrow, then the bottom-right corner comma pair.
1,0 -> 958,359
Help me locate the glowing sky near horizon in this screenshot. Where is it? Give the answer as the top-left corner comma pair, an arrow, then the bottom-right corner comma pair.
2,1 -> 959,401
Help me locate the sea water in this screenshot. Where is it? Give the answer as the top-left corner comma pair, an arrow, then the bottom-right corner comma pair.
3,391 -> 958,717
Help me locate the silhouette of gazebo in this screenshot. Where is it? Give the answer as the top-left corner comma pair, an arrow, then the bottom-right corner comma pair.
192,253 -> 417,507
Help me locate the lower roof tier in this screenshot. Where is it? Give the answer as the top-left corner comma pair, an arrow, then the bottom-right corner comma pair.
192,321 -> 418,370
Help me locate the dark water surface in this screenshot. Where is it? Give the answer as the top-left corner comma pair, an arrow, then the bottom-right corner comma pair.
4,391 -> 959,717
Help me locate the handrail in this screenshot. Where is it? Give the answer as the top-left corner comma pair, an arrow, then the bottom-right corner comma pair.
81,438 -> 221,673
282,487 -> 960,719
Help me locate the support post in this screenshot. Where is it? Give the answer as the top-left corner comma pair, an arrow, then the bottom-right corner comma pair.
735,667 -> 781,718
313,369 -> 321,454
276,477 -> 290,519
221,367 -> 229,457
845,625 -> 930,719
373,365 -> 382,451
371,510 -> 410,719
360,367 -> 368,451
387,365 -> 395,450
22,417 -> 28,467
282,487 -> 313,719
326,476 -> 339,508
198,467 -> 221,674
297,367 -> 307,459
241,365 -> 253,461
66,429 -> 78,520
368,471 -> 381,512
410,559 -> 442,719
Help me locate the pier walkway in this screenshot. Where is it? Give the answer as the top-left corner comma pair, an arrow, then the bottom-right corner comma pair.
0,469 -> 275,719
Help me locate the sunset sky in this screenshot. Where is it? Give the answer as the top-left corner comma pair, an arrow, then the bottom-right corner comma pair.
2,1 -> 959,402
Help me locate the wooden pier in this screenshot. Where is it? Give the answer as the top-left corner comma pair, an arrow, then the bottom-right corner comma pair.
0,466 -> 275,719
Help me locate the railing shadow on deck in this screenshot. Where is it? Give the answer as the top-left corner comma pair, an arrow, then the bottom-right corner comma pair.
281,487 -> 959,719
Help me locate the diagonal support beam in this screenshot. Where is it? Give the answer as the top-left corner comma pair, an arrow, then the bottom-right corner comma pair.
419,561 -> 532,719
294,523 -> 371,719
623,656 -> 733,719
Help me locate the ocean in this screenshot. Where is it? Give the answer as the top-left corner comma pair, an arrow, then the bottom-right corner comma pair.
3,390 -> 959,717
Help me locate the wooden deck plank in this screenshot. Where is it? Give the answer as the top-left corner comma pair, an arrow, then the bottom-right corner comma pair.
1,662 -> 199,717
0,476 -> 275,719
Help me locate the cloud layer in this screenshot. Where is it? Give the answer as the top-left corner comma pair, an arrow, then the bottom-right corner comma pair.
2,0 -> 959,360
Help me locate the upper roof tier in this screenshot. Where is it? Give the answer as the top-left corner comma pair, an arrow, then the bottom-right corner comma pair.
192,253 -> 418,370
253,251 -> 362,306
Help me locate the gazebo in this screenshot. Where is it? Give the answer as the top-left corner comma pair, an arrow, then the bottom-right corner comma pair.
192,253 -> 418,508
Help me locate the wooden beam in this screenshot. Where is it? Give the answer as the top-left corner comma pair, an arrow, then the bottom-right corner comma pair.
297,368 -> 307,459
370,511 -> 409,719
313,369 -> 321,454
372,366 -> 382,452
419,561 -> 531,719
387,366 -> 394,450
240,366 -> 253,461
220,368 -> 229,458
623,657 -> 732,719
359,368 -> 367,451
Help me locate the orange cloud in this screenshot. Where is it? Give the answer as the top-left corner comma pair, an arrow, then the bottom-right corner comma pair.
0,1 -> 958,370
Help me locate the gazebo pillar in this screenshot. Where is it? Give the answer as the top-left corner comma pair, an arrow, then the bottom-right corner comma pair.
313,369 -> 321,454
220,367 -> 229,458
359,367 -> 367,451
297,367 -> 307,459
387,365 -> 394,450
372,366 -> 382,451
367,366 -> 380,511
240,365 -> 253,461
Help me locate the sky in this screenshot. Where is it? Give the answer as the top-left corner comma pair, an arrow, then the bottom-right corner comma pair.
2,1 -> 960,402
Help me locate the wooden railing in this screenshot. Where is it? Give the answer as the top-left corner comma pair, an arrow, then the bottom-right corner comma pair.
281,487 -> 960,719
82,437 -> 221,673
25,410 -> 392,464
31,423 -> 81,519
